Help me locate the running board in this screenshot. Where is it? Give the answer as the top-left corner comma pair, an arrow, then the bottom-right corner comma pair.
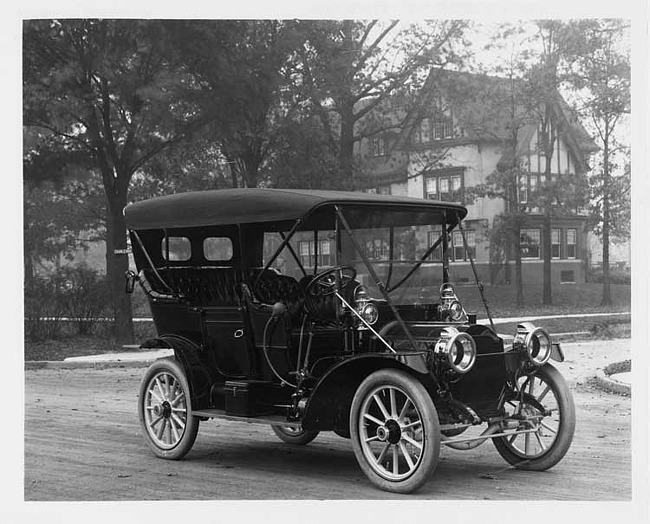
192,409 -> 302,428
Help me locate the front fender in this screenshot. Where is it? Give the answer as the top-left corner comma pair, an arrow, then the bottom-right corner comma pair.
301,353 -> 434,432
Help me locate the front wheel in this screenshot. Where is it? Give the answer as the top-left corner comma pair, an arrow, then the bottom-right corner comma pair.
494,364 -> 575,471
350,369 -> 441,494
271,425 -> 319,445
138,357 -> 199,460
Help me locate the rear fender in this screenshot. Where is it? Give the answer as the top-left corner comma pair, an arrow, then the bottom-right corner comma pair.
140,335 -> 217,410
301,354 -> 435,433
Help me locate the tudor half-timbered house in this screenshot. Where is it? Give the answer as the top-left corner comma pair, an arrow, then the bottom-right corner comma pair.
359,70 -> 599,285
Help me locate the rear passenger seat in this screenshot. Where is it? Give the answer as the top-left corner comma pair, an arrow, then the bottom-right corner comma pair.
142,267 -> 240,306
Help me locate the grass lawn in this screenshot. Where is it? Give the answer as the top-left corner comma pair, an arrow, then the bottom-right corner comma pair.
457,282 -> 630,319
24,283 -> 631,361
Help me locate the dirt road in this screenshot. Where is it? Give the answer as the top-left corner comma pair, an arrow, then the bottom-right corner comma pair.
24,344 -> 631,501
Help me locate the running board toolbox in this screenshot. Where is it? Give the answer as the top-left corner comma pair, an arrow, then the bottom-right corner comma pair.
224,380 -> 273,417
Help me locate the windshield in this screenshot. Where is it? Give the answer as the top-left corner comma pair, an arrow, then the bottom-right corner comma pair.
261,206 -> 457,306
340,224 -> 445,304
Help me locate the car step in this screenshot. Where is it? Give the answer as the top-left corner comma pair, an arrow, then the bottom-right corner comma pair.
192,408 -> 302,428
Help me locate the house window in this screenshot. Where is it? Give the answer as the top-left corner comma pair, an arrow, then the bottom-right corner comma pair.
432,107 -> 454,140
364,238 -> 390,260
366,185 -> 390,195
370,136 -> 388,157
452,229 -> 476,261
425,177 -> 438,200
566,229 -> 577,259
428,227 -> 443,262
299,240 -> 333,267
520,229 -> 541,259
424,170 -> 463,202
518,174 -> 528,204
560,270 -> 575,283
551,229 -> 561,259
414,118 -> 431,144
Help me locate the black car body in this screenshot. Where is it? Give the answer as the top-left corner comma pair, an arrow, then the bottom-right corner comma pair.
125,188 -> 575,493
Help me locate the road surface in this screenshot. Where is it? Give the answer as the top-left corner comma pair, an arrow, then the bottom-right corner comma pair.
24,358 -> 631,501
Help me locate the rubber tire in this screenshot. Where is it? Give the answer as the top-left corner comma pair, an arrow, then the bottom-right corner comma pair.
271,425 -> 319,445
138,357 -> 200,460
493,364 -> 575,471
350,369 -> 441,494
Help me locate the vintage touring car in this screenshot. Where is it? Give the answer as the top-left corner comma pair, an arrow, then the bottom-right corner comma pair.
124,188 -> 575,494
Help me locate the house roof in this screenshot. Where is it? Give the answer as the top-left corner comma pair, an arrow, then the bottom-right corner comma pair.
393,69 -> 598,170
124,188 -> 467,230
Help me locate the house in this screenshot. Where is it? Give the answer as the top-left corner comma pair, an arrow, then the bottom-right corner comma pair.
358,69 -> 599,285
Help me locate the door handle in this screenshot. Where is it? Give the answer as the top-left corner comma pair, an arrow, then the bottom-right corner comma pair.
234,329 -> 244,339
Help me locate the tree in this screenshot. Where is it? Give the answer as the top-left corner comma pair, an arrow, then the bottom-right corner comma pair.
294,20 -> 469,184
563,19 -> 631,305
167,20 -> 306,189
23,19 -> 209,343
465,22 -> 596,305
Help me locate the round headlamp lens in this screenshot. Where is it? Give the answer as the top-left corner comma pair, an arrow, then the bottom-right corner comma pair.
434,327 -> 476,374
361,303 -> 379,325
449,335 -> 476,373
449,300 -> 464,321
526,328 -> 552,365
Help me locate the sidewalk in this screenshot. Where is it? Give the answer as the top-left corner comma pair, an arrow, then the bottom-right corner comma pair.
25,337 -> 631,394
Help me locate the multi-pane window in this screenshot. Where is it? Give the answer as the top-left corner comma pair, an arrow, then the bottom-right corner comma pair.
370,136 -> 388,157
520,229 -> 541,259
424,171 -> 463,202
414,107 -> 454,144
364,238 -> 390,260
551,229 -> 561,259
432,107 -> 454,140
427,227 -> 475,262
566,229 -> 577,259
298,240 -> 332,268
452,230 -> 476,261
427,227 -> 443,262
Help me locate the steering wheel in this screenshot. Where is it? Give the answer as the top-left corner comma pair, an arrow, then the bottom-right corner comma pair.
305,265 -> 357,297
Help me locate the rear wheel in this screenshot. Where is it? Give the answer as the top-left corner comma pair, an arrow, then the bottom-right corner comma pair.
350,369 -> 440,494
493,364 -> 575,470
271,425 -> 319,445
138,358 -> 199,460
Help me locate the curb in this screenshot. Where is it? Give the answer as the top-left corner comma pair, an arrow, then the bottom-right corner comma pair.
593,361 -> 631,396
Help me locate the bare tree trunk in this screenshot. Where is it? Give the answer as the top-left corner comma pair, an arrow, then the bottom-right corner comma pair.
601,139 -> 612,305
105,192 -> 134,345
339,99 -> 356,184
540,209 -> 553,304
513,217 -> 524,306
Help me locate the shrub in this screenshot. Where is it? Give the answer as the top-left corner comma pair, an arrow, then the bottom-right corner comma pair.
24,273 -> 67,341
24,266 -> 110,341
59,266 -> 110,335
588,265 -> 631,285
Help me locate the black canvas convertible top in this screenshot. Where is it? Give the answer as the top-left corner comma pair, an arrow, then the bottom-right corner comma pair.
124,188 -> 467,230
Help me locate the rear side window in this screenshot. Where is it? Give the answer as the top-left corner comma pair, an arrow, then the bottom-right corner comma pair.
204,237 -> 233,261
162,237 -> 191,261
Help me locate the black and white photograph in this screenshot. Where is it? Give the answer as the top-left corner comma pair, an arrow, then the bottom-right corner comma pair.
7,0 -> 649,522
